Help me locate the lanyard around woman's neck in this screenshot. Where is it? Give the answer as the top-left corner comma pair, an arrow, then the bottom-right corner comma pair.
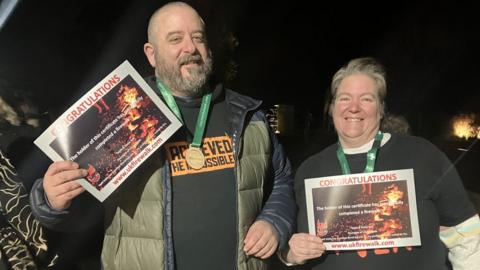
336,131 -> 383,175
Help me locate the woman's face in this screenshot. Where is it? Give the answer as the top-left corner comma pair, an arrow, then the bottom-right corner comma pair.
331,74 -> 382,148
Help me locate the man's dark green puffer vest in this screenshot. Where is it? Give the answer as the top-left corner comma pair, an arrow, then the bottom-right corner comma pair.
102,111 -> 271,270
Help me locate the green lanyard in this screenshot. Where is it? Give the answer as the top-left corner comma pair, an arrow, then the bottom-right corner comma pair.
336,131 -> 383,174
156,80 -> 212,148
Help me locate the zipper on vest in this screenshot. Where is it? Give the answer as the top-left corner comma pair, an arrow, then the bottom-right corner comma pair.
230,96 -> 260,270
232,128 -> 240,270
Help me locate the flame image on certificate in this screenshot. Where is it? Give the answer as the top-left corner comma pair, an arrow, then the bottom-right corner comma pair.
35,61 -> 181,201
305,169 -> 421,250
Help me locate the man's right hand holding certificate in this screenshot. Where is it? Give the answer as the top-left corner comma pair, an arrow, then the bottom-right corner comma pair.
43,161 -> 87,211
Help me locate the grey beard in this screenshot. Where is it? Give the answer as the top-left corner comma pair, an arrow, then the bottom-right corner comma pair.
157,57 -> 212,97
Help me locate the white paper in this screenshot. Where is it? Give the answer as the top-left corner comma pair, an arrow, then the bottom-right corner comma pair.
304,169 -> 421,250
35,60 -> 181,202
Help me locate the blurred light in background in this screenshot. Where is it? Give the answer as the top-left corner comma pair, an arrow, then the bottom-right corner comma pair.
0,0 -> 20,31
266,104 -> 295,136
452,113 -> 479,140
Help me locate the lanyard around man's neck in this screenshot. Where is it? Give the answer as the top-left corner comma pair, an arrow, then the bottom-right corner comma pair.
155,79 -> 212,148
336,131 -> 383,175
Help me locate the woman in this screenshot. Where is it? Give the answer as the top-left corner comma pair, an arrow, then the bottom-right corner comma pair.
282,57 -> 480,269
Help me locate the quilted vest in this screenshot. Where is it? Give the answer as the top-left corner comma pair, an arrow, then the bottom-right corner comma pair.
102,120 -> 271,270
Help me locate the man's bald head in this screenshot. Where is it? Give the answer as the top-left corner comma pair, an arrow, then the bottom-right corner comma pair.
147,2 -> 205,45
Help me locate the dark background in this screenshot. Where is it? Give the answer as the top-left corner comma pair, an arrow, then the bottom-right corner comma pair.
1,0 -> 478,212
0,0 -> 478,268
1,0 -> 479,124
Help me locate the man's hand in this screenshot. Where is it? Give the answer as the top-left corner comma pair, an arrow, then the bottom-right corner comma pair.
285,233 -> 326,265
243,220 -> 279,259
43,161 -> 87,211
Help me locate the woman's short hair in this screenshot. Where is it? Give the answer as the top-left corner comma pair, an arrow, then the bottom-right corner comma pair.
329,57 -> 387,116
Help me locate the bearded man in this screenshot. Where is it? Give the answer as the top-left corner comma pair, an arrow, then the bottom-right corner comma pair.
29,2 -> 296,270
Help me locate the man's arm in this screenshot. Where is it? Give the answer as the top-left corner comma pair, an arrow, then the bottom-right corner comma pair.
30,177 -> 69,229
30,161 -> 102,232
243,111 -> 296,258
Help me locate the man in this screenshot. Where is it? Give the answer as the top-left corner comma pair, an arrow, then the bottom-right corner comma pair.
29,2 -> 296,270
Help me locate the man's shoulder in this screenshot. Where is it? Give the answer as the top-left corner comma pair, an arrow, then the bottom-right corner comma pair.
224,88 -> 262,109
223,88 -> 265,124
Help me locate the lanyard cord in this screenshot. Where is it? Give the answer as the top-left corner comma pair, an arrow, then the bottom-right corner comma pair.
336,131 -> 384,174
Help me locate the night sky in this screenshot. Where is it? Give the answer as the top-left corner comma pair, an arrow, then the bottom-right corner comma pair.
0,1 -> 478,265
2,1 -> 479,119
0,1 -> 479,165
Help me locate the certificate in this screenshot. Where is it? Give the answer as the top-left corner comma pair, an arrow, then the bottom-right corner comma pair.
35,60 -> 181,202
305,169 -> 421,250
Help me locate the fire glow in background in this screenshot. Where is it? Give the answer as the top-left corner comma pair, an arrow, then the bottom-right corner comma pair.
452,114 -> 480,140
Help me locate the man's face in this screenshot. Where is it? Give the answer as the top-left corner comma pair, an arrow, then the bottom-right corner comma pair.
144,6 -> 212,97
